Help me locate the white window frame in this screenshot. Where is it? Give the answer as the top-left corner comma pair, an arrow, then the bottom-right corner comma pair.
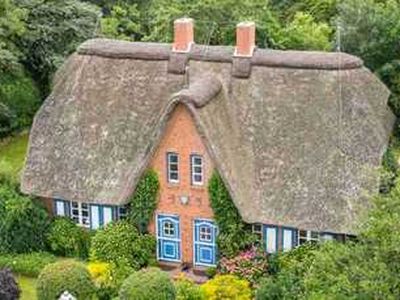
298,230 -> 320,245
191,154 -> 204,186
71,201 -> 90,228
199,225 -> 212,242
163,221 -> 175,237
118,206 -> 127,220
167,152 -> 179,183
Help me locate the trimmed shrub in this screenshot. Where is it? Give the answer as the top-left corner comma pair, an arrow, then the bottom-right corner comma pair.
36,260 -> 95,300
0,252 -> 56,277
0,268 -> 20,300
119,267 -> 175,300
90,221 -> 156,269
219,246 -> 268,285
0,181 -> 50,253
175,274 -> 203,300
47,217 -> 91,258
200,274 -> 252,300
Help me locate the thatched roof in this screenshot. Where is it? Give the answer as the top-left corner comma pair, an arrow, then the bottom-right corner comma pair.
21,38 -> 394,234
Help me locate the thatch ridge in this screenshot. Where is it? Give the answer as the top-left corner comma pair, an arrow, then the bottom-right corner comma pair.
78,38 -> 363,70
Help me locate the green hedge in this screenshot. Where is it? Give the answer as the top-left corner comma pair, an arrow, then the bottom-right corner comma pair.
0,180 -> 50,253
0,252 -> 56,277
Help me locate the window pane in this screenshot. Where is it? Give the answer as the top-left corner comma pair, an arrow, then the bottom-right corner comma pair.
170,164 -> 178,171
266,227 -> 277,253
283,230 -> 293,251
170,173 -> 178,180
194,157 -> 202,165
194,166 -> 202,173
169,154 -> 178,163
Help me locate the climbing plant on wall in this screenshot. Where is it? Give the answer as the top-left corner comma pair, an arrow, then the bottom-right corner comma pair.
208,171 -> 256,257
128,169 -> 159,234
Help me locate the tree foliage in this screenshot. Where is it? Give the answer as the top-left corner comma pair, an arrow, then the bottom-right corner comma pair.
15,0 -> 100,96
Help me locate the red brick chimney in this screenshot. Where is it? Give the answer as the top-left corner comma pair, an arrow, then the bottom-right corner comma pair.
173,18 -> 194,52
235,21 -> 255,57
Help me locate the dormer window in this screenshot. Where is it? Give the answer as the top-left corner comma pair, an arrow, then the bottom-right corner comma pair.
167,152 -> 179,183
191,154 -> 203,185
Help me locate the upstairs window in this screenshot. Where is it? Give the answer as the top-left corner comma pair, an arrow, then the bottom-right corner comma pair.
167,152 -> 179,183
191,155 -> 203,185
71,201 -> 90,228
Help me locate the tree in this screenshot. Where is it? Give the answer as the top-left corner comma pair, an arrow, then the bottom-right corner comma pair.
281,12 -> 332,51
337,0 -> 400,71
15,0 -> 100,96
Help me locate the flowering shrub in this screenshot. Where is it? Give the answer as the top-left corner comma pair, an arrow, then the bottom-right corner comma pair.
219,246 -> 268,285
200,274 -> 252,300
175,273 -> 203,300
87,260 -> 134,300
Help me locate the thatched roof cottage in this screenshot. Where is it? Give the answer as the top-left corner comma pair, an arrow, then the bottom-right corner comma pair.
22,18 -> 394,267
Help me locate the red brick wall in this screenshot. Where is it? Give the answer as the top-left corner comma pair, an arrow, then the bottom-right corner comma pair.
148,104 -> 214,265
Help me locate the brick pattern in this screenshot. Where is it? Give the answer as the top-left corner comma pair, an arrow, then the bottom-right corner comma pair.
148,104 -> 214,265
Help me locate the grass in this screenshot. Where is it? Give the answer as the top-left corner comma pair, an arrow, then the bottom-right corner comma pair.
17,275 -> 37,300
0,132 -> 29,179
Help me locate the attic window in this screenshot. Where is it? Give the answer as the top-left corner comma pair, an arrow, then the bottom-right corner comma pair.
167,152 -> 179,183
71,201 -> 90,228
191,155 -> 203,185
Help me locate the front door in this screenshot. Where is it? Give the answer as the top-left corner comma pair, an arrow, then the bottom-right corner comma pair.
157,214 -> 181,262
194,219 -> 218,267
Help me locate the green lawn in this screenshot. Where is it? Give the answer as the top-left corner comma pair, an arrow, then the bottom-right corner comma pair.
17,275 -> 37,300
0,132 -> 29,179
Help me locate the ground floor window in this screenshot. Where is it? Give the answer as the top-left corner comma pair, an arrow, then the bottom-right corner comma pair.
299,230 -> 320,245
53,200 -> 128,230
71,201 -> 90,228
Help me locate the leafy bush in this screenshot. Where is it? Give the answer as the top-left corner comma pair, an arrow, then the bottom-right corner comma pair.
0,268 -> 20,300
90,221 -> 156,270
47,217 -> 91,259
37,260 -> 96,300
200,274 -> 252,300
0,181 -> 50,253
119,267 -> 175,300
87,260 -> 134,300
0,252 -> 56,277
128,169 -> 159,233
175,274 -> 203,300
219,246 -> 268,285
208,172 -> 256,257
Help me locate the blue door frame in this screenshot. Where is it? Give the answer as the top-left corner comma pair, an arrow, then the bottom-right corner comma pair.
193,219 -> 218,267
156,214 -> 181,263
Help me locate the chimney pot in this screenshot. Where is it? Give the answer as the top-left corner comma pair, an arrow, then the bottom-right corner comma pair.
173,18 -> 194,52
235,21 -> 255,57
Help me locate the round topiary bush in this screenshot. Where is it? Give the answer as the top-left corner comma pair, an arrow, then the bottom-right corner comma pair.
119,267 -> 175,300
36,260 -> 95,300
0,268 -> 20,300
47,217 -> 91,259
